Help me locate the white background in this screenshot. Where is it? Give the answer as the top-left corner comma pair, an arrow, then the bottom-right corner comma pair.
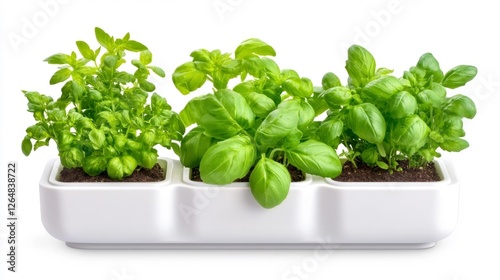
1,0 -> 499,279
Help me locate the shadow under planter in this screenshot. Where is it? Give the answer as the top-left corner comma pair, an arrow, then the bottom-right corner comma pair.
39,157 -> 459,249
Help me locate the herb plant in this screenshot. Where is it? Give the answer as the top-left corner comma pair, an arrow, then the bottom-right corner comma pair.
21,27 -> 184,180
173,39 -> 341,208
314,45 -> 477,172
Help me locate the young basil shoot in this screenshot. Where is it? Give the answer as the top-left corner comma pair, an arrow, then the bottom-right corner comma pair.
22,27 -> 185,180
313,45 -> 477,172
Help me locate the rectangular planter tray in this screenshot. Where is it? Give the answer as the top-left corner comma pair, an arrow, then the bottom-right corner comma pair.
39,157 -> 459,249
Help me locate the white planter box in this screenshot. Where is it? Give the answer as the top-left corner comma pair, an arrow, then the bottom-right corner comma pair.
39,157 -> 459,249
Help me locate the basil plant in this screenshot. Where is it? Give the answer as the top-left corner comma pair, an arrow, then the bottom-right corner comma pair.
22,28 -> 184,180
312,45 -> 477,172
173,39 -> 342,208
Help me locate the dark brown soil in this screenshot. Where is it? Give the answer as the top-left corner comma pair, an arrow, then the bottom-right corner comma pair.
58,164 -> 165,183
190,164 -> 306,183
334,160 -> 441,182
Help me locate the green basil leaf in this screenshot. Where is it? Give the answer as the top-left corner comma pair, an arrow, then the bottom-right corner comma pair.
429,131 -> 444,143
172,62 -> 207,95
221,59 -> 242,76
76,117 -> 94,131
199,135 -> 256,184
443,94 -> 477,119
151,92 -> 171,113
107,155 -> 138,180
281,129 -> 303,149
322,72 -> 341,90
113,134 -> 127,150
247,58 -> 271,78
47,108 -> 66,123
26,124 -> 49,140
89,129 -> 106,150
280,69 -> 300,81
181,127 -> 217,168
56,130 -> 74,150
417,149 -> 435,162
126,139 -> 142,151
416,53 -> 444,82
429,82 -> 447,98
282,77 -> 314,98
103,55 -> 118,69
442,65 -> 478,89
347,103 -> 386,144
403,70 -> 417,85
249,157 -> 290,209
149,66 -> 166,78
49,68 -> 72,85
297,99 -> 315,129
193,61 -> 215,74
139,150 -> 158,169
123,40 -> 148,52
89,89 -> 102,101
140,50 -> 153,65
307,93 -> 329,117
180,94 -> 244,139
441,117 -> 465,138
24,91 -> 44,106
76,41 -> 94,60
233,81 -> 255,95
362,76 -> 404,100
34,140 -> 49,151
171,142 -> 181,157
21,137 -> 33,156
242,92 -> 276,118
387,91 -> 418,119
235,38 -> 276,60
82,155 -> 108,176
345,45 -> 376,88
190,49 -> 211,62
95,27 -> 114,51
285,140 -> 342,178
440,138 -> 469,152
302,121 -> 321,141
375,67 -> 394,77
60,147 -> 84,168
140,130 -> 156,146
255,100 -> 300,152
361,146 -> 379,165
376,161 -> 389,170
139,79 -> 156,92
212,68 -> 232,90
215,89 -> 255,129
318,118 -> 343,147
323,86 -> 352,107
277,99 -> 314,130
260,57 -> 281,82
44,53 -> 72,65
391,115 -> 430,151
416,89 -> 443,108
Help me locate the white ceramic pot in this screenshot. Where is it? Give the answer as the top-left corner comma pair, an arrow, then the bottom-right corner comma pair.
39,157 -> 459,249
